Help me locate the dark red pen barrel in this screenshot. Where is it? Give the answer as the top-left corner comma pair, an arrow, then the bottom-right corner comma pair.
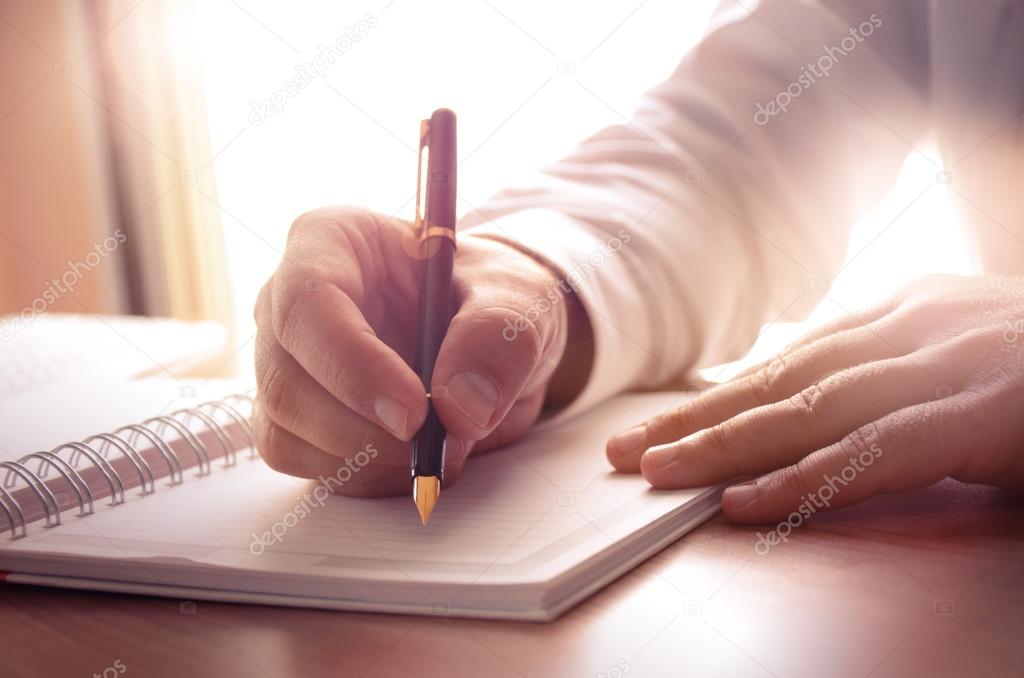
411,237 -> 454,481
423,109 -> 456,225
411,109 -> 457,484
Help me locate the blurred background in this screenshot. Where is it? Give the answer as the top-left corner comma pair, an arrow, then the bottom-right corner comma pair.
0,0 -> 975,378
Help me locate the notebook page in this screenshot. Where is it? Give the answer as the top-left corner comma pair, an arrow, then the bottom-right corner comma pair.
0,378 -> 247,461
2,392 -> 709,596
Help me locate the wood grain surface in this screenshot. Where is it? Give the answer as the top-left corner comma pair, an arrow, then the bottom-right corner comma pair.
1,478 -> 1021,678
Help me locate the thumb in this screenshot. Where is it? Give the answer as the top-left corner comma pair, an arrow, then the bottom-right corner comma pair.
431,289 -> 566,441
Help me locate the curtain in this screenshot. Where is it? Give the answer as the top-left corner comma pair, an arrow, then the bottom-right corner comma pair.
0,0 -> 232,327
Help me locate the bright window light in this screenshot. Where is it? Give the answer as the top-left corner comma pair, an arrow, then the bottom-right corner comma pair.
194,1 -> 975,371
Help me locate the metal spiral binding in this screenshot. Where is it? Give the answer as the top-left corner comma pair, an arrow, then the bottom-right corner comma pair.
200,401 -> 254,453
19,451 -> 93,517
115,425 -> 184,485
84,433 -> 155,495
1,462 -> 61,528
0,485 -> 26,539
223,394 -> 258,459
170,407 -> 236,467
58,442 -> 126,505
0,391 -> 255,540
142,416 -> 211,476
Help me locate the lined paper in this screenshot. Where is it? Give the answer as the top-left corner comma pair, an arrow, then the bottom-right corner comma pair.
3,392 -> 713,611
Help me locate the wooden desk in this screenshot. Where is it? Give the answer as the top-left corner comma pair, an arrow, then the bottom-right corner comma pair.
2,479 -> 1021,678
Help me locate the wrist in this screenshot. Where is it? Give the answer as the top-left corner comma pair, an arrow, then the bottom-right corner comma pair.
545,284 -> 593,412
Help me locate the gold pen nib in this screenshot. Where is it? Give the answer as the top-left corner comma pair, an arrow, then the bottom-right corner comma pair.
413,475 -> 441,526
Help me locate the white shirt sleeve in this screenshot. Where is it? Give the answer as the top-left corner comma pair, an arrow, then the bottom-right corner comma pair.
458,0 -> 929,418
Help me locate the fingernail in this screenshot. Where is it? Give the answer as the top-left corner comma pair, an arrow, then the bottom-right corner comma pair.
446,370 -> 500,429
374,397 -> 408,439
609,426 -> 647,459
724,481 -> 759,511
643,444 -> 679,472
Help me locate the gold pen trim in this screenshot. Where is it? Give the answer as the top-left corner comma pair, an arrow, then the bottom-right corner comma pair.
413,118 -> 456,248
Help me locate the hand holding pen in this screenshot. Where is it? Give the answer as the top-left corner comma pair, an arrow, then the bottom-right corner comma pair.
250,115 -> 592,509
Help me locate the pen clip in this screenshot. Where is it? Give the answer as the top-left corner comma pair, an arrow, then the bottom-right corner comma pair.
413,118 -> 430,239
413,117 -> 456,250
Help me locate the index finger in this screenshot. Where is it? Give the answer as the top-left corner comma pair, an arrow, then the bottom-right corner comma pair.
638,350 -> 939,489
267,208 -> 428,440
606,319 -> 902,470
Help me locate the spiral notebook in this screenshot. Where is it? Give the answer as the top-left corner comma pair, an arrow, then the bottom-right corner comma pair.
0,382 -> 720,621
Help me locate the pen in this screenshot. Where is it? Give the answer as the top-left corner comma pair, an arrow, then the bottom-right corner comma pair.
410,108 -> 457,525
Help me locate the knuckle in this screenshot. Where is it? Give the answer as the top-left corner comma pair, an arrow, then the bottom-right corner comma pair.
751,356 -> 790,405
705,419 -> 763,476
254,417 -> 291,474
895,278 -> 964,326
955,328 -> 1021,386
700,422 -> 751,477
902,300 -> 946,329
789,383 -> 830,428
292,207 -> 381,254
287,206 -> 353,239
287,209 -> 323,241
938,326 -> 992,357
466,305 -> 546,370
786,456 -> 828,499
840,421 -> 884,460
253,279 -> 272,324
691,392 -> 728,427
654,392 -> 720,436
320,354 -> 366,412
702,422 -> 732,455
943,393 -> 1015,480
271,281 -> 306,347
653,402 -> 699,438
257,359 -> 296,429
